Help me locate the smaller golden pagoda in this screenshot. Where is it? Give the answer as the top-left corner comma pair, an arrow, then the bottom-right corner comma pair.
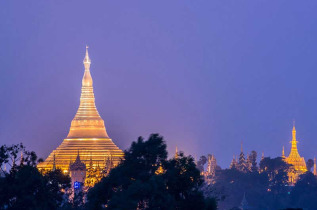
284,123 -> 307,184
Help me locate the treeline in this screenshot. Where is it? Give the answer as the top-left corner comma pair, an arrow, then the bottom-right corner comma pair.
0,144 -> 72,209
0,135 -> 217,210
206,157 -> 317,209
3,137 -> 316,209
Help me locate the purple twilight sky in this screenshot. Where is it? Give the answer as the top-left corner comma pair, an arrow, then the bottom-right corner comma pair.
1,1 -> 317,168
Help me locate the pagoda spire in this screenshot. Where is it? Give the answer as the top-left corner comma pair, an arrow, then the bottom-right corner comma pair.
284,122 -> 307,184
241,141 -> 243,153
230,155 -> 237,169
289,122 -> 300,157
282,146 -> 285,159
67,46 -> 109,138
83,45 -> 91,69
82,45 -> 92,87
240,192 -> 249,210
175,146 -> 178,159
76,150 -> 80,161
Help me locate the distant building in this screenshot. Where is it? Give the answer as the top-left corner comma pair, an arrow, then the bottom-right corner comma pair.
283,123 -> 307,184
202,154 -> 218,184
239,193 -> 250,210
238,143 -> 248,172
207,154 -> 217,176
230,155 -> 238,169
230,143 -> 250,173
69,152 -> 86,188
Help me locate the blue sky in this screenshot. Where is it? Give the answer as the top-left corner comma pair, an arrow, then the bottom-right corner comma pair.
1,1 -> 317,167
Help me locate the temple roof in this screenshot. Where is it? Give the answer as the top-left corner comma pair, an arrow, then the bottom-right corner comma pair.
285,124 -> 307,172
240,193 -> 249,210
69,151 -> 86,171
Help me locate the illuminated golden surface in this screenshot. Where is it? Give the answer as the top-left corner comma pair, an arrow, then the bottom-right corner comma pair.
155,164 -> 164,175
284,124 -> 307,184
38,47 -> 124,172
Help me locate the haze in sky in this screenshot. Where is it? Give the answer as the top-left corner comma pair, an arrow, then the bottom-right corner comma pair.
1,1 -> 317,167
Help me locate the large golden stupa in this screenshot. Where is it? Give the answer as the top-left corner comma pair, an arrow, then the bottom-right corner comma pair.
38,47 -> 124,172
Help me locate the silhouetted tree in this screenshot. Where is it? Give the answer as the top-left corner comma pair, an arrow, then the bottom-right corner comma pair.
290,172 -> 317,209
0,143 -> 37,174
259,157 -> 290,180
306,159 -> 314,172
164,152 -> 205,209
211,168 -> 269,209
258,157 -> 290,209
0,144 -> 71,210
238,151 -> 248,172
249,151 -> 258,172
86,134 -> 217,210
197,155 -> 207,173
209,157 -> 293,209
45,169 -> 72,207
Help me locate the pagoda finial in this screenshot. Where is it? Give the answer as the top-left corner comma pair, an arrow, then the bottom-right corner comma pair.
261,152 -> 264,160
241,141 -> 243,153
73,150 -> 82,164
175,146 -> 178,159
290,121 -> 299,154
282,146 -> 285,158
81,46 -> 93,87
83,45 -> 91,68
292,121 -> 296,139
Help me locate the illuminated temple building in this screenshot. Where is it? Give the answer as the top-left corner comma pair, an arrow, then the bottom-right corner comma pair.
283,123 -> 307,184
38,47 -> 124,185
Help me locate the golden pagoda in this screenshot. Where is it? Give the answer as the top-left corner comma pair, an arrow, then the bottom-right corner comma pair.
38,46 -> 124,174
284,123 -> 307,184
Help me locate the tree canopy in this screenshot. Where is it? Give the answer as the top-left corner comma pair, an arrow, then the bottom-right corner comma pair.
86,134 -> 216,210
0,143 -> 71,210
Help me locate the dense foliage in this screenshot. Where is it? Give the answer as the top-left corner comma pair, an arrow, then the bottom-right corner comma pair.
0,144 -> 71,210
2,141 -> 317,209
86,134 -> 217,210
208,156 -> 317,210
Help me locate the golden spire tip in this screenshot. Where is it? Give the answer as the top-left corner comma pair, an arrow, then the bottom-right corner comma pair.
293,120 -> 296,129
241,141 -> 243,153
